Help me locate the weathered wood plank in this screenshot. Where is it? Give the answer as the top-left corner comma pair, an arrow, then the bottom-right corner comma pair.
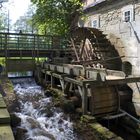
83,76 -> 140,86
93,100 -> 118,109
64,77 -> 83,86
93,106 -> 118,115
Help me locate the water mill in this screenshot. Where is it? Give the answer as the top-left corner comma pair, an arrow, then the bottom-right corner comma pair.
1,0 -> 140,140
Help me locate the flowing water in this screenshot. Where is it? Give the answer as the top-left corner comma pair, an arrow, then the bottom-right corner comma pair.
12,78 -> 77,140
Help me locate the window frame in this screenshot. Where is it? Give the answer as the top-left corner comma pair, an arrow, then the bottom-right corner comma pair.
122,5 -> 134,22
92,20 -> 98,28
91,15 -> 100,28
124,11 -> 131,22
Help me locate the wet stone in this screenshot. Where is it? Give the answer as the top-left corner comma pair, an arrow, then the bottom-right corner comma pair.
26,117 -> 41,129
40,108 -> 54,117
44,90 -> 53,97
62,99 -> 75,113
10,113 -> 21,127
81,115 -> 96,123
15,127 -> 27,140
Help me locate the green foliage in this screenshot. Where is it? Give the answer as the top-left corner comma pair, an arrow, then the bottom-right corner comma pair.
31,0 -> 83,35
0,12 -> 8,31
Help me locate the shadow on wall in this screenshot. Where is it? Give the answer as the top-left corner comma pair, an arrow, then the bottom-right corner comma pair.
122,61 -> 132,77
120,61 -> 139,117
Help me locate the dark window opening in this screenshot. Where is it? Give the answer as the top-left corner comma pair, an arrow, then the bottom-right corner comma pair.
124,11 -> 131,22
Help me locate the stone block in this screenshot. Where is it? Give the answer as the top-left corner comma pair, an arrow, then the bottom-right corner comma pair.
0,109 -> 10,124
0,98 -> 6,108
0,125 -> 14,140
0,94 -> 2,98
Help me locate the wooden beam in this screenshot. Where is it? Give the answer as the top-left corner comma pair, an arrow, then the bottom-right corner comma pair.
83,76 -> 140,86
71,56 -> 125,65
79,38 -> 86,60
82,84 -> 88,114
64,77 -> 83,86
70,38 -> 80,61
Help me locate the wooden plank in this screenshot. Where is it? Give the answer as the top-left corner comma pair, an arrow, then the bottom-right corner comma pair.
90,86 -> 118,115
79,38 -> 86,60
52,73 -> 63,79
84,76 -> 140,86
93,100 -> 118,109
82,85 -> 88,114
49,64 -> 57,71
93,95 -> 117,102
0,125 -> 14,140
45,70 -> 52,75
93,106 -> 118,115
70,38 -> 80,61
91,88 -> 117,102
43,64 -> 127,81
64,77 -> 83,86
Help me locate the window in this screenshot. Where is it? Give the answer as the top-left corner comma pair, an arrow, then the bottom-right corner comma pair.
92,20 -> 98,28
122,5 -> 134,22
124,11 -> 131,22
91,15 -> 100,28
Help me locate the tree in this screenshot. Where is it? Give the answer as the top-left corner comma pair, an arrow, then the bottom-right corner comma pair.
31,0 -> 82,35
0,11 -> 10,31
13,5 -> 36,33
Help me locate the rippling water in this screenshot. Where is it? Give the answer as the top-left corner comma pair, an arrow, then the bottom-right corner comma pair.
12,78 -> 77,140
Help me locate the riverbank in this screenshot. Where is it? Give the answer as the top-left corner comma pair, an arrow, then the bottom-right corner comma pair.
0,75 -> 19,113
0,75 -> 15,140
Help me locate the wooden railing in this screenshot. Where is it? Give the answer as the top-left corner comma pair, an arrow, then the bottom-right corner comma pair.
0,32 -> 67,50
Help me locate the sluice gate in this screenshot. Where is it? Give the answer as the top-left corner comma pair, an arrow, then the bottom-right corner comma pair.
35,63 -> 140,117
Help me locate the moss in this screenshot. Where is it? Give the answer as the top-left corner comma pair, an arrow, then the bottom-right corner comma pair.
0,58 -> 5,66
89,123 -> 123,140
81,115 -> 96,123
0,76 -> 16,112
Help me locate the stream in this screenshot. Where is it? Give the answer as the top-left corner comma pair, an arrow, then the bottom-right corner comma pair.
12,78 -> 77,140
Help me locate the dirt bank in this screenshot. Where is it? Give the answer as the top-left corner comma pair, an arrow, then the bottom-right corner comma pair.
0,75 -> 19,113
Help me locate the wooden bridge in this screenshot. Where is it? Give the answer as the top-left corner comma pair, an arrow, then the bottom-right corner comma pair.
0,32 -> 72,72
0,32 -> 70,58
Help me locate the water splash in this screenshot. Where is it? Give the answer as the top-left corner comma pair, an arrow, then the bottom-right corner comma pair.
12,78 -> 77,140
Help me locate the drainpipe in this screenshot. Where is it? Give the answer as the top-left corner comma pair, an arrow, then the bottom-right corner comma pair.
129,21 -> 140,43
120,109 -> 140,124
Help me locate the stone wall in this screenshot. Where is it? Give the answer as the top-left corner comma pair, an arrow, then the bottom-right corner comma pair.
83,0 -> 140,116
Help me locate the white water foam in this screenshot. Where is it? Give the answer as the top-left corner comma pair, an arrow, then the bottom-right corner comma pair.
13,78 -> 77,140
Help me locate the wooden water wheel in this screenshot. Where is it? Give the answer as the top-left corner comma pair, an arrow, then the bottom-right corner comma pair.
69,27 -> 123,70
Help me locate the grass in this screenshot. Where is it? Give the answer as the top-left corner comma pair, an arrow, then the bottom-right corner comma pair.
0,58 -> 5,66
0,57 -> 48,65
